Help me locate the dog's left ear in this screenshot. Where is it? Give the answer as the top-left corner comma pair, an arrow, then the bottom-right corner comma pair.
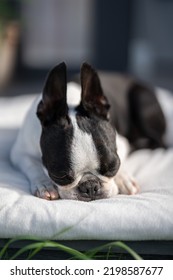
80,63 -> 110,119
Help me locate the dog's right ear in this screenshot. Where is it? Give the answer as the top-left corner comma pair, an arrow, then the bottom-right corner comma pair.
80,63 -> 110,120
37,62 -> 69,127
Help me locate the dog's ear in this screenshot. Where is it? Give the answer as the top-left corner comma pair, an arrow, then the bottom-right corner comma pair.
37,62 -> 69,127
80,62 -> 110,119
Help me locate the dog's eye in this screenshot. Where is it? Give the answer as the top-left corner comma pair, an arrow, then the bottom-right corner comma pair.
100,157 -> 120,177
49,172 -> 74,185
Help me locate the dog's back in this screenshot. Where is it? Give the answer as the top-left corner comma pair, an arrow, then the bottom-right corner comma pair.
96,72 -> 167,150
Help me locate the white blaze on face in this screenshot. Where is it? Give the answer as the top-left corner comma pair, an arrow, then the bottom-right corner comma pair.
70,115 -> 100,178
66,82 -> 100,178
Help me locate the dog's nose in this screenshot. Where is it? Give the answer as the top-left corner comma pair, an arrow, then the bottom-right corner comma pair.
78,180 -> 102,200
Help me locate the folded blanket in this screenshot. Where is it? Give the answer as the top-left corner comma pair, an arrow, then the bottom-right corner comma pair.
0,94 -> 173,240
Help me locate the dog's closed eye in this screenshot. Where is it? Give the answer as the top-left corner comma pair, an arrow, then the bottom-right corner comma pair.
49,172 -> 74,185
100,157 -> 120,178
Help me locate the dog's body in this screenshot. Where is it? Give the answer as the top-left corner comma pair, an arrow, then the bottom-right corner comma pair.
10,63 -> 173,201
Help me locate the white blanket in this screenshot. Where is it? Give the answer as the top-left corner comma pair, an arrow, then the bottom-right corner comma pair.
0,94 -> 173,241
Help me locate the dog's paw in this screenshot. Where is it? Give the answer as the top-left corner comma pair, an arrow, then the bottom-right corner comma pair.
115,172 -> 139,195
32,180 -> 60,200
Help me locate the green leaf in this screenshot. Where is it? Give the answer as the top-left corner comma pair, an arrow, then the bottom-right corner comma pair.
86,241 -> 143,260
10,241 -> 90,260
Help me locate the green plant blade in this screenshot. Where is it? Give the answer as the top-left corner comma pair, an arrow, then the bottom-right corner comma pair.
86,241 -> 143,260
10,241 -> 90,260
1,236 -> 142,260
0,238 -> 24,259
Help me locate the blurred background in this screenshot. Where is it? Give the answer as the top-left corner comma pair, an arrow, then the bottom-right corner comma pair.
0,0 -> 173,96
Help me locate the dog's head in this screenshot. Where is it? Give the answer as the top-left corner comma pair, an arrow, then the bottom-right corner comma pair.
37,62 -> 120,201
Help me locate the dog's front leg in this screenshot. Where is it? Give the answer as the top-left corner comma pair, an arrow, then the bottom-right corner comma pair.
114,169 -> 140,195
115,134 -> 140,195
12,154 -> 59,200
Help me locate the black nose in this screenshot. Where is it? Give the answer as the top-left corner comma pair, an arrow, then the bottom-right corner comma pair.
78,180 -> 102,200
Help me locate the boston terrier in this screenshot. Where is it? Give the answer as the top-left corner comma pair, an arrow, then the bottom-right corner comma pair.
10,62 -> 171,201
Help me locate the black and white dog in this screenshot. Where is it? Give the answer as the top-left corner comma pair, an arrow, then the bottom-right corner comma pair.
10,62 -> 172,201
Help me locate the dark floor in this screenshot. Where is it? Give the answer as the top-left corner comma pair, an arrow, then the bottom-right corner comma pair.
2,248 -> 173,260
0,239 -> 173,260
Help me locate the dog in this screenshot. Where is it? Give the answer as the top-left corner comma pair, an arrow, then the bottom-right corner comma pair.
10,62 -> 171,201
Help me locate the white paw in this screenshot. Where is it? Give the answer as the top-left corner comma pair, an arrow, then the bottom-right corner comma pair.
115,172 -> 139,195
31,180 -> 60,200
